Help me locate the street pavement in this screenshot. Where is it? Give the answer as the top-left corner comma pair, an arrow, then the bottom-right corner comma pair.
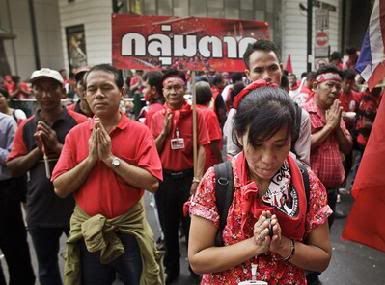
1,192 -> 384,284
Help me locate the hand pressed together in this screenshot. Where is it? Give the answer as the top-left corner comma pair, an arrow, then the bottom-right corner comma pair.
34,121 -> 62,156
88,118 -> 114,166
325,99 -> 343,130
253,210 -> 291,258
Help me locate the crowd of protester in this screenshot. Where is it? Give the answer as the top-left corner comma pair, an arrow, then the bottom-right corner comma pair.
0,40 -> 383,285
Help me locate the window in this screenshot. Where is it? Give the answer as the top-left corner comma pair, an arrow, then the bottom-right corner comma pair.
190,0 -> 207,17
144,0 -> 156,15
173,0 -> 189,17
224,0 -> 239,18
158,0 -> 172,15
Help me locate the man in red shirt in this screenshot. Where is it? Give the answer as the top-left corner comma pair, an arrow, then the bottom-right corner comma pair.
51,64 -> 163,284
210,73 -> 227,128
150,69 -> 209,284
340,69 -> 363,113
7,68 -> 87,285
303,65 -> 352,285
66,67 -> 93,118
292,71 -> 317,106
339,69 -> 363,188
303,65 -> 352,228
288,73 -> 299,91
139,71 -> 164,128
195,80 -> 223,171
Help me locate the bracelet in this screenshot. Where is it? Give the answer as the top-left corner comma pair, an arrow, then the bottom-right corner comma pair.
192,177 -> 201,183
281,239 -> 295,262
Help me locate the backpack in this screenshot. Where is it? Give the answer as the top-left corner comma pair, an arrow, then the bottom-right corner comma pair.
213,160 -> 310,246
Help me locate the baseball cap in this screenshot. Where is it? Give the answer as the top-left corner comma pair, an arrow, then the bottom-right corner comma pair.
30,68 -> 64,85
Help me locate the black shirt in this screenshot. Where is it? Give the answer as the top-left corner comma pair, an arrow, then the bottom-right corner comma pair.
20,108 -> 81,228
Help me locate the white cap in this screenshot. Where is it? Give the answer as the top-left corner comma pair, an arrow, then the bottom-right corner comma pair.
30,68 -> 64,85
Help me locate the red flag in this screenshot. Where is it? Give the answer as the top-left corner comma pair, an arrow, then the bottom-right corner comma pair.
342,94 -> 385,253
285,54 -> 293,74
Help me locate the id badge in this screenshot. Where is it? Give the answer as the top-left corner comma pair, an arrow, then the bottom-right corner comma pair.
171,138 -> 185,150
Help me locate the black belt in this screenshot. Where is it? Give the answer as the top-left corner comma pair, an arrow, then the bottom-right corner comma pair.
163,168 -> 193,179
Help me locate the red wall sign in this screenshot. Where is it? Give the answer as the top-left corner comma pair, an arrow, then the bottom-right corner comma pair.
112,14 -> 269,72
316,31 -> 329,47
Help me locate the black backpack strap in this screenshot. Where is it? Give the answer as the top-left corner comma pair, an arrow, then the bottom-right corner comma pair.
297,161 -> 311,206
214,161 -> 234,246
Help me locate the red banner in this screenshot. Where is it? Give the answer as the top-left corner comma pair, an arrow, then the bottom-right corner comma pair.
342,94 -> 385,253
112,14 -> 269,72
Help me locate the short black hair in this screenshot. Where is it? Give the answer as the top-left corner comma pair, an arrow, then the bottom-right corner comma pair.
211,74 -> 224,86
301,72 -> 308,78
345,47 -> 357,55
329,51 -> 342,61
342,69 -> 356,81
307,71 -> 317,81
280,74 -> 289,90
316,64 -> 343,77
231,81 -> 246,102
161,69 -> 186,84
243,39 -> 280,69
195,81 -> 212,105
85,64 -> 124,89
233,87 -> 295,148
231,72 -> 243,83
0,87 -> 9,99
143,71 -> 163,96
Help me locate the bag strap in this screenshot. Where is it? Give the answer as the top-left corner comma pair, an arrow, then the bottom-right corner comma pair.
214,161 -> 234,246
291,103 -> 302,154
297,161 -> 311,205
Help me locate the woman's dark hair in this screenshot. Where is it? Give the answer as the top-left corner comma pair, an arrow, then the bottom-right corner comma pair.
233,87 -> 296,148
195,81 -> 212,105
228,81 -> 245,109
231,82 -> 246,101
211,74 -> 224,86
143,71 -> 164,97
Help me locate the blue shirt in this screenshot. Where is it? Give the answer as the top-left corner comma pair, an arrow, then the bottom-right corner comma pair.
0,112 -> 16,181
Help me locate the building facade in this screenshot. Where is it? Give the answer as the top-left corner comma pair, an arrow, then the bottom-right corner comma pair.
0,0 -> 372,79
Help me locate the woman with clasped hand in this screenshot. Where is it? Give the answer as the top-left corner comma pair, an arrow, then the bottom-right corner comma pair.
188,85 -> 332,284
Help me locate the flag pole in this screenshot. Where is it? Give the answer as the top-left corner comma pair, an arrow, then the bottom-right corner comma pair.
192,71 -> 198,178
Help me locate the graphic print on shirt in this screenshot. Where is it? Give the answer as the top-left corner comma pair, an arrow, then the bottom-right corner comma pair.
262,161 -> 299,216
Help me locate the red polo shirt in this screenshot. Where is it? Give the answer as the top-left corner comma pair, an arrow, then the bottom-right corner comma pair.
145,102 -> 164,129
52,114 -> 163,218
150,104 -> 209,171
196,104 -> 222,170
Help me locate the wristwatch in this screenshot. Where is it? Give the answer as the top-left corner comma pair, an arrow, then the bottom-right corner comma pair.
111,157 -> 121,167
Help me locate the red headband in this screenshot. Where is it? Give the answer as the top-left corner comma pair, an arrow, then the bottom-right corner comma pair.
316,72 -> 342,83
233,79 -> 279,109
163,76 -> 185,87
